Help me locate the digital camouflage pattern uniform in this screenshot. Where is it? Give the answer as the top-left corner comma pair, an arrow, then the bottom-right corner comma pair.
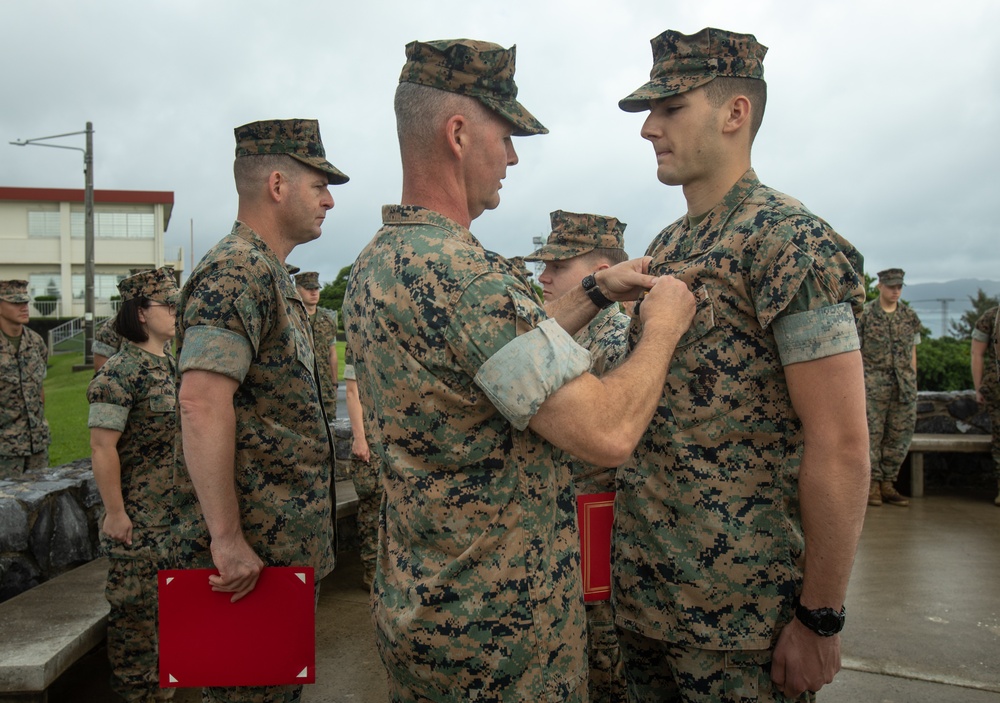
568,304 -> 630,703
344,39 -> 586,702
858,276 -> 922,485
174,221 -> 336,703
345,205 -> 589,702
615,167 -> 864,699
525,210 -> 630,703
311,308 -> 339,419
295,271 -> 339,420
0,280 -> 50,477
341,342 -> 383,589
614,29 -> 866,701
94,316 -> 124,360
173,118 -> 345,703
973,306 -> 1000,480
88,341 -> 177,702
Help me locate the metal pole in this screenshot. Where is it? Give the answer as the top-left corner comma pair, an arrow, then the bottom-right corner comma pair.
84,122 -> 95,365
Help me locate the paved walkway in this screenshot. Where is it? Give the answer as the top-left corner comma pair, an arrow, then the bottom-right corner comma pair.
49,491 -> 1000,702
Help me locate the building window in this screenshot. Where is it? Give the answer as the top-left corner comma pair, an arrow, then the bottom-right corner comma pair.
70,211 -> 155,239
71,274 -> 125,299
28,211 -> 61,237
28,274 -> 61,298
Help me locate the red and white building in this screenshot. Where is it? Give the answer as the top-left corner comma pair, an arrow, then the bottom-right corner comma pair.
0,186 -> 182,317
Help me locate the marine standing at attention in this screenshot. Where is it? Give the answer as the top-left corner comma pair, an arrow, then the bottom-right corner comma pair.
344,38 -> 695,702
858,267 -> 922,507
613,27 -> 870,701
174,118 -> 348,703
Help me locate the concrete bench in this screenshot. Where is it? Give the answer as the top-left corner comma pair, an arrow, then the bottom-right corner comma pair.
0,557 -> 109,702
0,479 -> 359,702
908,433 -> 992,497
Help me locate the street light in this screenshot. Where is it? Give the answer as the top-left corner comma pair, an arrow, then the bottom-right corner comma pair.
10,122 -> 95,365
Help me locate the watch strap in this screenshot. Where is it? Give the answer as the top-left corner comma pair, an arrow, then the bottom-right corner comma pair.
581,274 -> 615,309
794,598 -> 846,637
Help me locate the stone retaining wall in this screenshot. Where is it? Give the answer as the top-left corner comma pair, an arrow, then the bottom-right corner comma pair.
912,390 -> 994,491
0,422 -> 357,604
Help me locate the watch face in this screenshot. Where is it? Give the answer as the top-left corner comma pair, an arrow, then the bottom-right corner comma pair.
817,611 -> 843,635
796,603 -> 845,636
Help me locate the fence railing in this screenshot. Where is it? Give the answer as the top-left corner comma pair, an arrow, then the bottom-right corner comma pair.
48,316 -> 112,355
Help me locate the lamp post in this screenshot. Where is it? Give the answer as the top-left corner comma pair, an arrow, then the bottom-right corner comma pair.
10,122 -> 96,365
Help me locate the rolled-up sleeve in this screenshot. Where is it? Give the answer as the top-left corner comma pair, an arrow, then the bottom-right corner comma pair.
474,318 -> 591,430
772,302 -> 860,366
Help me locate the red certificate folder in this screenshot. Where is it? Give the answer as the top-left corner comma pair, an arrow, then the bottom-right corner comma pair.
158,566 -> 315,688
577,492 -> 614,602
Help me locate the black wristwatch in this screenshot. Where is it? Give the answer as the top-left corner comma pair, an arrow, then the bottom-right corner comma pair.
581,274 -> 615,309
794,598 -> 846,637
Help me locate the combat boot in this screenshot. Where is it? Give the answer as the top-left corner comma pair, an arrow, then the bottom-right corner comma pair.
867,480 -> 882,506
994,479 -> 1000,507
880,481 -> 909,507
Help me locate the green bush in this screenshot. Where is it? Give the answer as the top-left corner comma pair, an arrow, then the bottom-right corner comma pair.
917,336 -> 973,392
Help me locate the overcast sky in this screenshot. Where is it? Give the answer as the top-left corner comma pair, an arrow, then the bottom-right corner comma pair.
3,0 -> 998,287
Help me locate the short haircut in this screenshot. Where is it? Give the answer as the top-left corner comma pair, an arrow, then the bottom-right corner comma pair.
233,154 -> 305,196
702,76 -> 767,143
114,297 -> 151,344
394,81 -> 484,154
581,247 -> 629,268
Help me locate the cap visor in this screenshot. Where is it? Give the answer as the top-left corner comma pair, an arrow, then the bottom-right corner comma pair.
293,155 -> 350,185
618,75 -> 714,112
482,97 -> 549,136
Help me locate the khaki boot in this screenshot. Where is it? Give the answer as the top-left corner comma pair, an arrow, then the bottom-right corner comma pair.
881,481 -> 910,507
867,480 -> 882,506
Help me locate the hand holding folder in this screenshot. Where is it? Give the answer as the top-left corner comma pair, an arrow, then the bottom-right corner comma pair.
158,566 -> 316,688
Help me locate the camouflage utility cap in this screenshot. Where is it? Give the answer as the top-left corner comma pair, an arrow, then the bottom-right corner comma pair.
619,27 -> 767,112
877,268 -> 905,286
285,262 -> 302,276
117,267 -> 179,303
295,271 -> 320,290
524,210 -> 627,262
0,280 -> 30,303
400,38 -> 548,137
235,118 -> 350,185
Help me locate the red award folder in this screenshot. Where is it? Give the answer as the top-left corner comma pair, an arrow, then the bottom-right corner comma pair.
577,492 -> 614,602
158,566 -> 315,688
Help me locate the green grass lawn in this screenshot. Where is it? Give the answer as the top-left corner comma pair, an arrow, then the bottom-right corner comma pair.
44,353 -> 93,465
43,341 -> 349,466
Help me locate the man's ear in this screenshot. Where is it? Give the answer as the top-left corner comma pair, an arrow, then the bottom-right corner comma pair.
722,95 -> 751,135
266,169 -> 286,202
445,114 -> 467,160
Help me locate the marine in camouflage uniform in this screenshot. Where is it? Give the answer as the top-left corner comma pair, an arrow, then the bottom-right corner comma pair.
341,340 -> 383,590
87,268 -> 179,702
94,268 -> 174,371
0,279 -> 50,477
294,271 -> 339,420
525,210 -> 630,703
972,305 -> 1000,505
344,39 -> 696,703
858,268 -> 922,507
614,28 -> 870,701
94,315 -> 125,362
174,119 -> 347,703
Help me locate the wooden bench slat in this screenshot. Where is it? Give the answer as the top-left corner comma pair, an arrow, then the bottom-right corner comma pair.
907,434 -> 992,498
